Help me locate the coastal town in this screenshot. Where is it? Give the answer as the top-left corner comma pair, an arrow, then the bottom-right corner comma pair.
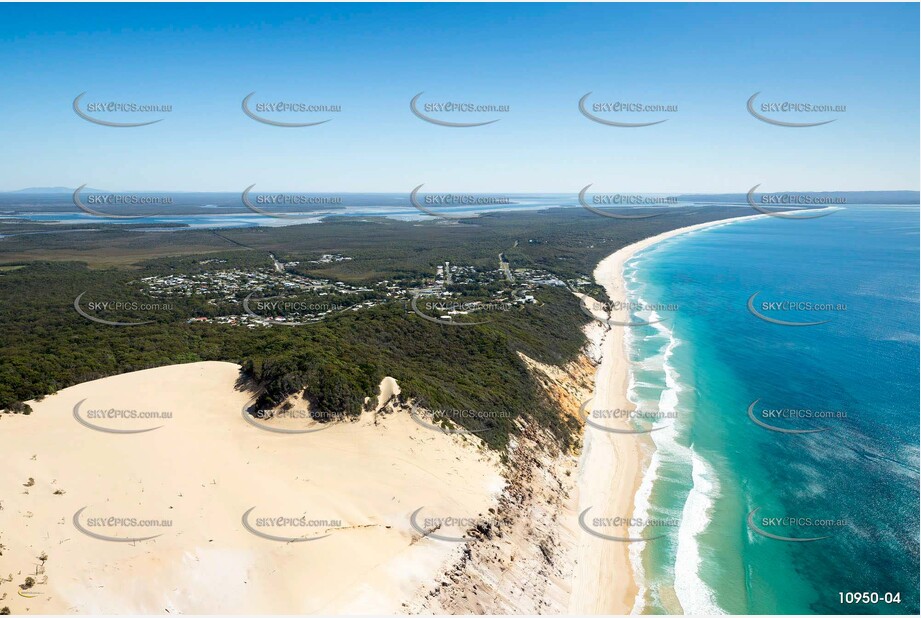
134,252 -> 578,325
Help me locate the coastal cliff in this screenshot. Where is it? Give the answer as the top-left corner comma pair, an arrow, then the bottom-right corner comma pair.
406,331 -> 601,614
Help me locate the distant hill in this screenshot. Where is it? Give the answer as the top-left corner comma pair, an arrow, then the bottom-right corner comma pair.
6,188 -> 920,204
676,191 -> 920,204
9,186 -> 107,194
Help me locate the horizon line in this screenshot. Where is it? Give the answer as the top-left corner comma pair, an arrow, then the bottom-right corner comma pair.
5,187 -> 920,195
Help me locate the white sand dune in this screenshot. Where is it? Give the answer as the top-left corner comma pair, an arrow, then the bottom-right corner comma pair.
0,362 -> 502,614
569,215 -> 762,614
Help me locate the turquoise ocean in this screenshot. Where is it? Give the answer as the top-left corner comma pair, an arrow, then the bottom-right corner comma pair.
621,206 -> 919,614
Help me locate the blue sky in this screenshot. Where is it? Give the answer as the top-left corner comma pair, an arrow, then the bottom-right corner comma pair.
0,2 -> 917,192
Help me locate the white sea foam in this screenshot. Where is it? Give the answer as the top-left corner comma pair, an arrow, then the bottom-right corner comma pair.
674,449 -> 726,615
621,222 -> 768,614
651,283 -> 725,614
636,353 -> 665,372
625,272 -> 727,614
628,444 -> 658,613
626,291 -> 685,613
624,317 -> 652,613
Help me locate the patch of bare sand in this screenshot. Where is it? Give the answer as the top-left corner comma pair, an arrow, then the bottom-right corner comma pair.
0,362 -> 502,614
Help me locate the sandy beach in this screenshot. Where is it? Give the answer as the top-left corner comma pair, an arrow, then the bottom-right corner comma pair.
0,362 -> 503,614
569,215 -> 763,614
0,216 -> 766,616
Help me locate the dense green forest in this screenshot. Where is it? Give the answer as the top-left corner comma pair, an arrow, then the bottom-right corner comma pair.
0,206 -> 747,449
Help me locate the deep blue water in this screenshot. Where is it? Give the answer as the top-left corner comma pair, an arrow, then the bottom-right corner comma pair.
625,206 -> 919,614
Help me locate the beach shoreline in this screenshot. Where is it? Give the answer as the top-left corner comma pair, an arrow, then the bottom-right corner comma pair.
569,214 -> 764,614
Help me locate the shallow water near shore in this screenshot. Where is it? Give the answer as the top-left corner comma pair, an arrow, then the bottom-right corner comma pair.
624,206 -> 920,614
